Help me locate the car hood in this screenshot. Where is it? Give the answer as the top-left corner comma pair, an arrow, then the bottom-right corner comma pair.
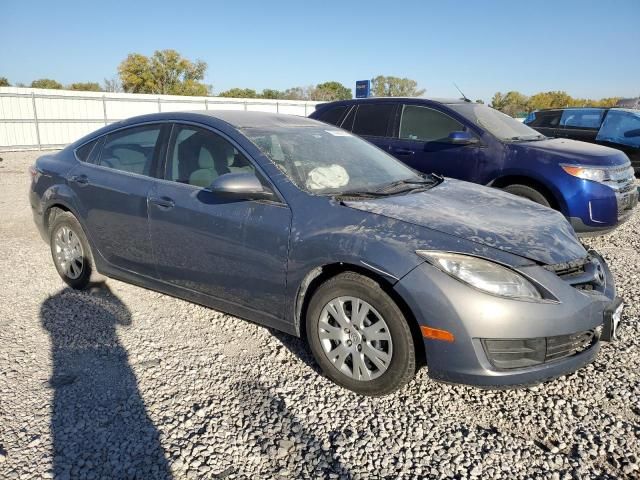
344,179 -> 586,265
512,138 -> 629,166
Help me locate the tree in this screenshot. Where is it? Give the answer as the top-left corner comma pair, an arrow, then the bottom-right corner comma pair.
218,88 -> 258,98
69,82 -> 101,92
490,91 -> 529,117
310,81 -> 352,101
103,76 -> 123,93
31,78 -> 63,89
475,99 -> 484,104
260,88 -> 283,99
0,77 -> 9,87
118,49 -> 209,96
370,75 -> 425,97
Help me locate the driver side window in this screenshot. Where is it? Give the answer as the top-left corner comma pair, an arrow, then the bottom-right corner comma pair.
399,105 -> 465,142
166,125 -> 255,188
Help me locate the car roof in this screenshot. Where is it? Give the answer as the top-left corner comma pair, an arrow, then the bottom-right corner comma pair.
318,97 -> 471,107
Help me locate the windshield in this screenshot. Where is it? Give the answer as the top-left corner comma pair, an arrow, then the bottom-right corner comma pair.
596,110 -> 640,148
244,126 -> 431,195
449,103 -> 545,142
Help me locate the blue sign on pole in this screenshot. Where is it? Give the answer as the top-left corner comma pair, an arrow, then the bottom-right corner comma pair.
356,80 -> 370,98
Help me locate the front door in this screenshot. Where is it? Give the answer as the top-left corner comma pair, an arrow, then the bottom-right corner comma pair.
66,123 -> 167,276
147,123 -> 292,324
390,104 -> 481,181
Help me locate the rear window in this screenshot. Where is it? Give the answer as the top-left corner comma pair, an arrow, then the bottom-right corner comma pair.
317,105 -> 348,126
525,110 -> 562,128
560,109 -> 605,129
352,104 -> 395,137
75,138 -> 100,162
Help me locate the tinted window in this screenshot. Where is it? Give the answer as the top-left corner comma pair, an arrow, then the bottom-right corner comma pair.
352,104 -> 395,137
167,125 -> 254,188
399,105 -> 465,142
75,138 -> 99,162
317,106 -> 348,126
100,125 -> 161,176
560,109 -> 605,129
526,110 -> 561,128
341,106 -> 356,131
596,110 -> 640,148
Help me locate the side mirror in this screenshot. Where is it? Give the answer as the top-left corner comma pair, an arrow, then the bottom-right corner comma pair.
447,131 -> 479,145
209,172 -> 274,200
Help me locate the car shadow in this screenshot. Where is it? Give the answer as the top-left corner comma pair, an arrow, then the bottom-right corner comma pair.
268,328 -> 322,375
40,283 -> 171,479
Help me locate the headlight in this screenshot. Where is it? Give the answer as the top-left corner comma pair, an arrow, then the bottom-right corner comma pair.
561,165 -> 608,183
416,251 -> 541,300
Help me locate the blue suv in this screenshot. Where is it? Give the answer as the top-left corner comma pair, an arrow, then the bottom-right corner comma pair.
311,98 -> 638,236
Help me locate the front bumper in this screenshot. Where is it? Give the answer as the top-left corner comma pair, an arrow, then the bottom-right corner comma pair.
394,252 -> 617,387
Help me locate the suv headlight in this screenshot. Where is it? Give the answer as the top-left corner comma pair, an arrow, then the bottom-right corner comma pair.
561,165 -> 609,183
416,251 -> 541,300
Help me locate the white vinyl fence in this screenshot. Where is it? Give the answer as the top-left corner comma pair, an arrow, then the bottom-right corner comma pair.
0,87 -> 319,151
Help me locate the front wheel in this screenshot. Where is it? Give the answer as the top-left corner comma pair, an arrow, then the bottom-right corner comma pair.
502,184 -> 551,208
306,272 -> 416,396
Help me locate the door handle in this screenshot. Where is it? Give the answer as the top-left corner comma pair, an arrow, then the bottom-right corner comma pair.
69,174 -> 89,185
393,148 -> 415,156
148,196 -> 175,210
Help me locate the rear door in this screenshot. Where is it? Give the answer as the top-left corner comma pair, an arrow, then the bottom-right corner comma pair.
342,102 -> 398,153
525,110 -> 561,137
66,123 -> 168,276
557,108 -> 605,143
389,103 -> 481,181
147,123 -> 292,324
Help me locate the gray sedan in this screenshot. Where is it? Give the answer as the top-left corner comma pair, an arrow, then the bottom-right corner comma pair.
29,111 -> 622,395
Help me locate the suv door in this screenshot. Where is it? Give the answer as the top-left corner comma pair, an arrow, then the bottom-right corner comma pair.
342,102 -> 398,153
147,123 -> 292,325
557,108 -> 605,143
525,110 -> 562,137
66,123 -> 169,276
391,103 -> 481,181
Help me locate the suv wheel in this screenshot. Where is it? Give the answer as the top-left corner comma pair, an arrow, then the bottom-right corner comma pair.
306,272 -> 415,396
503,184 -> 551,208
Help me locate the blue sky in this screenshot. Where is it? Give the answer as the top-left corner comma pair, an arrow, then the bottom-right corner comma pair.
2,0 -> 639,102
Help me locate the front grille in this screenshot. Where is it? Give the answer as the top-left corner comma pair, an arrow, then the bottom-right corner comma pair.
483,329 -> 597,370
545,253 -> 606,293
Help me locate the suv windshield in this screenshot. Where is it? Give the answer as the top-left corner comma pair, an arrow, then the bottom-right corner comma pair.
449,103 -> 545,142
244,126 -> 433,195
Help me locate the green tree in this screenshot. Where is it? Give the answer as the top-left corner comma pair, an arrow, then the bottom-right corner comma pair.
490,91 -> 529,116
309,81 -> 352,101
370,75 -> 425,97
31,78 -> 63,89
0,77 -> 10,87
475,99 -> 484,104
118,49 -> 209,96
68,82 -> 102,92
260,88 -> 283,99
218,88 -> 258,98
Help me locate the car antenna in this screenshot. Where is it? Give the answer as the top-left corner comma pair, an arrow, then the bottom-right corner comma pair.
453,82 -> 472,103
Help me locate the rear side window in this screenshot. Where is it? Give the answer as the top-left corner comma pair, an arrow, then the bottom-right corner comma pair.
527,110 -> 561,128
317,106 -> 348,126
352,104 -> 395,137
99,125 -> 162,176
560,109 -> 605,129
399,105 -> 465,142
75,138 -> 100,163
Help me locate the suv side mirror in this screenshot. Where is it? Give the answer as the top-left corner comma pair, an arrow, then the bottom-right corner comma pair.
447,131 -> 479,145
209,172 -> 274,200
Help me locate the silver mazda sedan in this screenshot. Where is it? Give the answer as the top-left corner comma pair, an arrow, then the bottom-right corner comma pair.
30,111 -> 623,395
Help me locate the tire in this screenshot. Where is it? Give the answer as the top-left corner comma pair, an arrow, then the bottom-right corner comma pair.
305,272 -> 416,396
502,184 -> 551,208
49,211 -> 96,289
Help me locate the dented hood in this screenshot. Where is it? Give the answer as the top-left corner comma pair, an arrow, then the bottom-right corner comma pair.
344,179 -> 586,265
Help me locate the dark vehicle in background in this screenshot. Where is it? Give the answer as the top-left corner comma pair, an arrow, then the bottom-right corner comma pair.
311,99 -> 638,236
524,108 -> 640,172
30,111 -> 622,395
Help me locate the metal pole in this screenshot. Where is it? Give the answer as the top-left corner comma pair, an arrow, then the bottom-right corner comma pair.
204,99 -> 209,110
158,98 -> 162,112
276,102 -> 279,113
244,101 -> 248,111
31,92 -> 42,150
102,95 -> 108,125
304,103 -> 308,116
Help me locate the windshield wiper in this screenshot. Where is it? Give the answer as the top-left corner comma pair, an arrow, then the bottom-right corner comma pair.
508,134 -> 546,142
375,174 -> 442,194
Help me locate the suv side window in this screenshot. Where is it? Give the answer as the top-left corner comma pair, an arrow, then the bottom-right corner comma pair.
351,103 -> 395,137
560,109 -> 605,129
527,110 -> 561,128
399,105 -> 465,142
100,125 -> 162,176
166,125 -> 255,188
316,105 -> 348,126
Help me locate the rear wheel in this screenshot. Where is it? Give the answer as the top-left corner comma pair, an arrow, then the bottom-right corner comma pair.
49,211 -> 95,289
306,272 -> 415,396
502,184 -> 551,208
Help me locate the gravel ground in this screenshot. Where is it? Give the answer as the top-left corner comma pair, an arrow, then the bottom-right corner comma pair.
0,150 -> 638,480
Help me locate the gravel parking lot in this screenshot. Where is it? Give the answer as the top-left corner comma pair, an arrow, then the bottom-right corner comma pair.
0,150 -> 638,479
